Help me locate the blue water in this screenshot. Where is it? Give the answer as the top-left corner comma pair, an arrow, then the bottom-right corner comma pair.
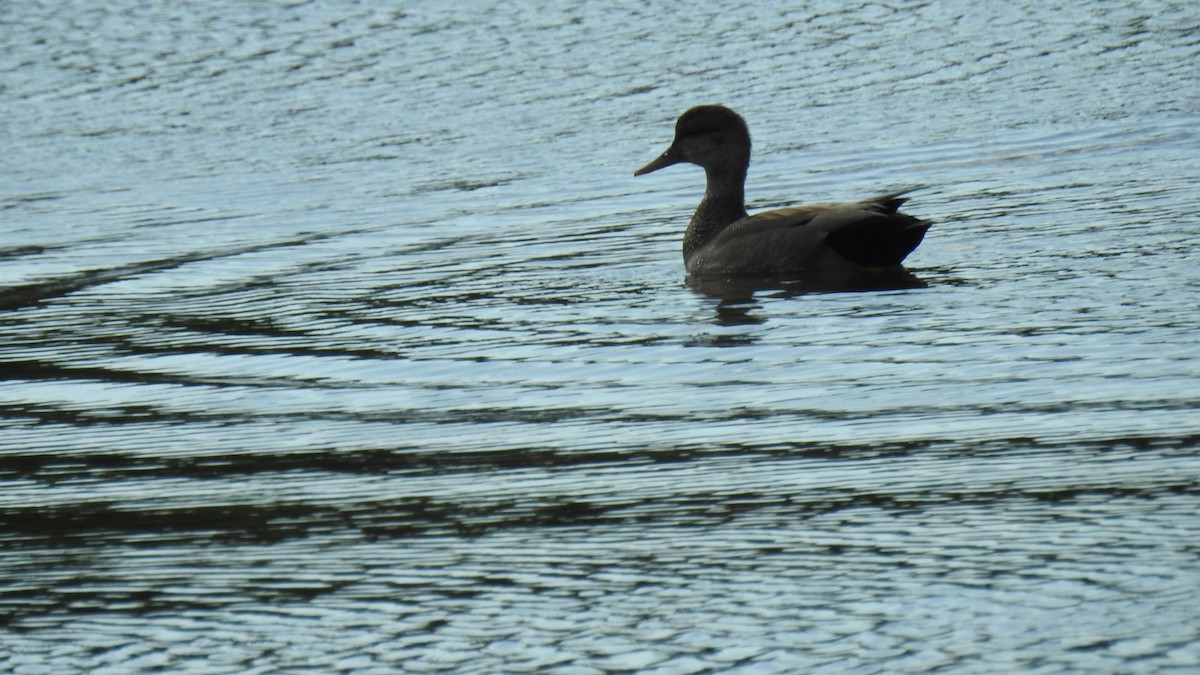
3,0 -> 1200,672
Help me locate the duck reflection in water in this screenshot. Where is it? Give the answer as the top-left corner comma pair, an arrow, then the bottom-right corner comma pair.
636,105 -> 933,287
689,267 -> 928,326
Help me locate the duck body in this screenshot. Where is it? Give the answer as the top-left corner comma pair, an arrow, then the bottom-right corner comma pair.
635,105 -> 932,277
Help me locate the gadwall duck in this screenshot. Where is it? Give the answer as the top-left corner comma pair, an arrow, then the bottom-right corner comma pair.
635,105 -> 932,277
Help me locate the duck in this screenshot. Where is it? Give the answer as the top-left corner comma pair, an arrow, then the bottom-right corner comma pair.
635,105 -> 932,277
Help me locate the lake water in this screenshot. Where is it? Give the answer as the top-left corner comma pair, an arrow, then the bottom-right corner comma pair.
3,0 -> 1199,672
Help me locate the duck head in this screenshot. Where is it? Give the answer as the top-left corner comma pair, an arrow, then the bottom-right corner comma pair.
634,105 -> 752,177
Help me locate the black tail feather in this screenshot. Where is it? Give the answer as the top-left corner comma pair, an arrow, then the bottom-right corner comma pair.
826,211 -> 932,267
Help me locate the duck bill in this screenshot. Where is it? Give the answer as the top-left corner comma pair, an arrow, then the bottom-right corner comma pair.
634,147 -> 682,176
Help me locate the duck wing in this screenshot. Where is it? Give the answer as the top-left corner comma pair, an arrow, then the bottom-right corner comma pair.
688,191 -> 932,275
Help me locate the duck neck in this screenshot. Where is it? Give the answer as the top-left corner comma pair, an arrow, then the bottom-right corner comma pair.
683,166 -> 748,261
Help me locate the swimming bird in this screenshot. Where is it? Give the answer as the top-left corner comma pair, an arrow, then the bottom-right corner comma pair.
635,105 -> 932,277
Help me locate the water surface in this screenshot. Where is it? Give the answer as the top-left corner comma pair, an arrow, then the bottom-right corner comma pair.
3,0 -> 1200,672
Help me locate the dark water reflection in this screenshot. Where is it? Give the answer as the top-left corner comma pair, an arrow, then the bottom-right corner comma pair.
4,0 -> 1200,672
690,268 -> 929,326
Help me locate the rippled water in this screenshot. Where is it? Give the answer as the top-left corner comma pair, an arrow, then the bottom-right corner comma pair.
4,0 -> 1200,672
